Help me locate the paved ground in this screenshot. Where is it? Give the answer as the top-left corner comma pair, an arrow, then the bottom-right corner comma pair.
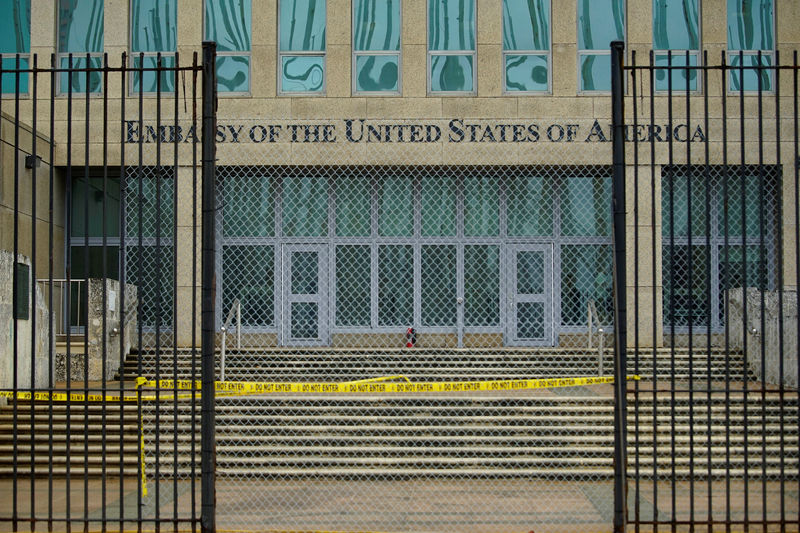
0,477 -> 798,532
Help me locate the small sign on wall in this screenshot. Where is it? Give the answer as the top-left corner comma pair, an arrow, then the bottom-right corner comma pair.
14,263 -> 29,321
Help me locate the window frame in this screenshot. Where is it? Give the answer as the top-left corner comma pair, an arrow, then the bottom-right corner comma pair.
203,0 -> 252,96
652,0 -> 703,94
128,0 -> 178,96
501,0 -> 552,95
277,0 -> 327,96
427,0 -> 478,96
56,0 -> 105,96
351,0 -> 402,96
726,0 -> 775,94
576,0 -> 626,95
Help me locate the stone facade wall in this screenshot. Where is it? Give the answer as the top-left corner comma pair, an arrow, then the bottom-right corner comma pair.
0,250 -> 54,401
55,279 -> 138,383
728,287 -> 799,388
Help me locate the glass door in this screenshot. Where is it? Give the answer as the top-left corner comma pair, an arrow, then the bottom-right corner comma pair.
282,244 -> 328,345
508,244 -> 553,346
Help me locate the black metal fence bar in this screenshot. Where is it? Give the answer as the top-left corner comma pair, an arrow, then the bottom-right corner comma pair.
615,44 -> 800,531
0,50 -> 208,532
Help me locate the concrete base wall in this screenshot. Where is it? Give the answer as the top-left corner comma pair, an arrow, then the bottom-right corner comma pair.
0,250 -> 54,400
728,288 -> 799,389
55,279 -> 137,383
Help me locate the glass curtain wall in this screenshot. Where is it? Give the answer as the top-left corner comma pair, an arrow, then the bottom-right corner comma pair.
219,167 -> 613,344
0,0 -> 30,94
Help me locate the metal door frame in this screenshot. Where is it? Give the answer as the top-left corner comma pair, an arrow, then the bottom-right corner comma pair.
280,243 -> 330,346
506,243 -> 554,346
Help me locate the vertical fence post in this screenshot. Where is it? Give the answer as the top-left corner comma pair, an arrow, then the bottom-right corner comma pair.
610,40 -> 628,533
201,40 -> 217,533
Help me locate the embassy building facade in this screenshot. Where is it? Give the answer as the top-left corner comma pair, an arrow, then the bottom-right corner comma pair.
0,0 -> 796,350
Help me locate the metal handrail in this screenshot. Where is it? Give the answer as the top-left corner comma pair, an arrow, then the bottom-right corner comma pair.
587,299 -> 606,376
36,279 -> 86,336
220,299 -> 241,381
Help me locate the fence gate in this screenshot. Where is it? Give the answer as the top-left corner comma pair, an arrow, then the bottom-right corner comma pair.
612,43 -> 800,531
0,44 -> 216,532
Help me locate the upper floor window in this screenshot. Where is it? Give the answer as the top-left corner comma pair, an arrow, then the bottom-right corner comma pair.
353,0 -> 401,94
653,0 -> 700,91
727,0 -> 774,92
130,0 -> 177,93
502,0 -> 550,93
577,0 -> 624,92
279,0 -> 326,94
58,0 -> 104,94
428,0 -> 476,94
0,0 -> 30,95
205,0 -> 251,94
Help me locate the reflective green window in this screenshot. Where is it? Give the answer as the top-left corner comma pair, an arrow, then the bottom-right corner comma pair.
727,0 -> 774,91
58,0 -> 104,93
0,0 -> 30,94
577,0 -> 624,92
205,0 -> 251,92
507,175 -> 553,236
282,176 -> 328,237
71,177 -> 121,239
464,245 -> 500,327
428,0 -> 475,93
131,0 -> 177,93
464,175 -> 499,237
430,55 -> 474,92
354,0 -> 400,94
378,245 -> 413,326
560,245 -> 612,326
561,176 -> 612,237
336,245 -> 371,327
336,175 -> 371,237
653,0 -> 699,91
421,245 -> 457,326
222,174 -> 275,238
421,175 -> 456,237
280,0 -> 326,94
662,173 -> 709,238
223,245 -> 275,327
125,171 -> 175,239
502,0 -> 550,92
378,175 -> 413,236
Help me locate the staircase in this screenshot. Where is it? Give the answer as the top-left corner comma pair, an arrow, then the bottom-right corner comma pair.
1,348 -> 796,479
120,347 -> 757,382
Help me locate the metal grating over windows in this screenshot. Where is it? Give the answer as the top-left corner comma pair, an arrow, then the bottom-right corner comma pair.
217,165 -> 613,349
125,165 -> 175,330
661,165 -> 780,330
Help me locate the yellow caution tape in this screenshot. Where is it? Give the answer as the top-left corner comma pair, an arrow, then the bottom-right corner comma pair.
0,375 -> 640,403
139,374 -> 639,395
